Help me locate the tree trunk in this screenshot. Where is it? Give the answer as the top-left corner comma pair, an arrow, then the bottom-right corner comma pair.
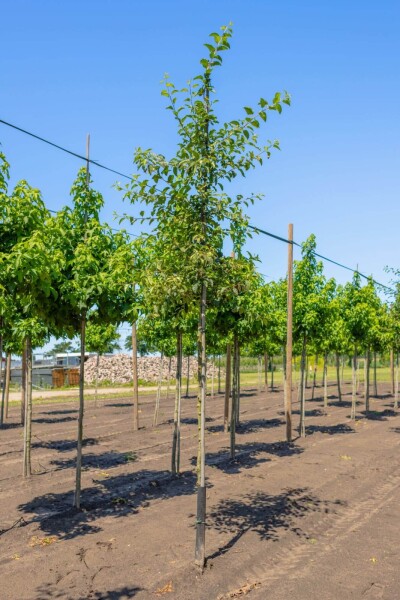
235,342 -> 240,425
311,354 -> 318,401
395,352 -> 399,411
257,356 -> 262,393
218,354 -> 221,394
153,352 -> 164,426
74,316 -> 86,508
23,338 -> 33,478
4,353 -> 11,420
270,356 -> 274,390
132,320 -> 139,431
211,355 -> 215,400
172,332 -> 182,474
351,346 -> 357,420
21,346 -> 26,425
185,355 -> 190,398
195,281 -> 207,568
373,351 -> 378,397
336,352 -> 342,402
0,331 -> 3,426
166,356 -> 172,401
365,350 -> 370,413
230,334 -> 238,458
264,352 -> 268,391
224,344 -> 231,433
390,347 -> 395,396
299,334 -> 307,437
323,352 -> 328,410
94,353 -> 99,407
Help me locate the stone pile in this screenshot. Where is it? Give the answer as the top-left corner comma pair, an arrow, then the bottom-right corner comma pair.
84,353 -> 222,384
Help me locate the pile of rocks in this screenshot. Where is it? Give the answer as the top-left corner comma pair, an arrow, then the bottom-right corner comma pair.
84,354 -> 222,384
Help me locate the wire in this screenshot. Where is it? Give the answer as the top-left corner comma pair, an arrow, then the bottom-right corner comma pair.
1,117 -> 394,292
0,118 -> 133,181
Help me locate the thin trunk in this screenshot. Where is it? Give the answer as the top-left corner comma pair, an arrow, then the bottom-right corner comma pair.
365,350 -> 370,413
270,356 -> 274,390
166,356 -> 172,401
218,354 -> 221,394
373,351 -> 378,397
336,352 -> 342,402
323,352 -> 328,410
235,343 -> 240,425
356,357 -> 360,394
21,347 -> 26,425
264,352 -> 268,391
185,355 -> 190,398
171,332 -> 182,474
153,353 -> 164,426
132,320 -> 139,431
285,221 -> 293,443
0,331 -> 3,426
195,281 -> 207,568
351,346 -> 357,420
312,354 -> 318,401
4,353 -> 11,420
230,334 -> 238,458
395,352 -> 399,410
74,316 -> 86,508
223,344 -> 231,433
390,348 -> 395,396
257,356 -> 262,393
94,353 -> 99,407
299,334 -> 307,437
23,338 -> 32,478
211,355 -> 215,400
305,355 -> 309,389
341,356 -> 345,386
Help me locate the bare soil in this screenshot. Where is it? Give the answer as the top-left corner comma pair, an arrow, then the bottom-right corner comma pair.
1,382 -> 399,599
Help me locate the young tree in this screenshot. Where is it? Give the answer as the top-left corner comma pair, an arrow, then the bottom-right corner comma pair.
122,25 -> 290,566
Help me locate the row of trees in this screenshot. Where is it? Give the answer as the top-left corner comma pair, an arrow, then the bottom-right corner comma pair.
1,24 -> 399,567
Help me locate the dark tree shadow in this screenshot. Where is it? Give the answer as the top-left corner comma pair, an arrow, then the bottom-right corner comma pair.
33,416 -> 76,424
327,400 -> 352,408
306,423 -> 355,436
43,409 -> 78,415
284,408 -> 325,418
390,427 -> 400,433
191,441 -> 304,474
0,422 -> 22,430
207,417 -> 284,435
208,487 -> 344,559
34,584 -> 143,599
49,450 -> 137,471
359,409 -> 397,421
105,402 -> 133,408
18,469 -> 197,540
32,437 -> 98,452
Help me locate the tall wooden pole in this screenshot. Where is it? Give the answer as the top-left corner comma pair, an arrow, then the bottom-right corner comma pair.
285,223 -> 293,443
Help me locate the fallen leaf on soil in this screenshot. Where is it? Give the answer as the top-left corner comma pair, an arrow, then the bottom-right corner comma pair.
155,581 -> 173,595
308,538 -> 318,544
29,535 -> 58,547
11,553 -> 20,560
98,470 -> 110,478
340,455 -> 352,461
370,557 -> 378,563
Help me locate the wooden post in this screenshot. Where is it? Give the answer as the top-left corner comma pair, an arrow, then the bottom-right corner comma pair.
285,223 -> 293,443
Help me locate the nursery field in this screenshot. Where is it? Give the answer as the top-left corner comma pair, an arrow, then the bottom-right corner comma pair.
1,381 -> 400,600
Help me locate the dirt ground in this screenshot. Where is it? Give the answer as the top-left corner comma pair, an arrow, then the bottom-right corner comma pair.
1,381 -> 400,600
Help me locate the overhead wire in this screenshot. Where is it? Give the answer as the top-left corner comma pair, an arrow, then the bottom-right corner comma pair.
1,117 -> 394,292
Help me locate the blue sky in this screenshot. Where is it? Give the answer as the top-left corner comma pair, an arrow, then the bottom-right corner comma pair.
2,0 -> 400,297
